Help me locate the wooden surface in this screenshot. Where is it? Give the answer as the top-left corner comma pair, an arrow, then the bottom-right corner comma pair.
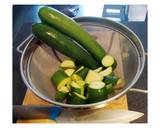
17,89 -> 128,123
17,30 -> 128,123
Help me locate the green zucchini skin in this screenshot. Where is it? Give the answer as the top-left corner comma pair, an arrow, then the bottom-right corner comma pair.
51,70 -> 68,87
76,67 -> 89,80
106,83 -> 114,94
38,7 -> 106,62
87,85 -> 108,104
32,23 -> 100,69
55,91 -> 68,102
67,93 -> 86,104
103,75 -> 119,86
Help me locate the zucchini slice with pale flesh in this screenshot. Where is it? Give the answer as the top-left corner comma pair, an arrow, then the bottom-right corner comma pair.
57,78 -> 71,91
99,67 -> 112,77
76,67 -> 89,80
55,86 -> 69,102
85,70 -> 104,84
75,66 -> 84,73
94,66 -> 103,73
70,81 -> 81,94
60,60 -> 76,69
102,55 -> 117,69
67,92 -> 87,104
76,80 -> 86,96
87,81 -> 107,103
51,70 -> 68,87
64,69 -> 75,76
71,74 -> 82,81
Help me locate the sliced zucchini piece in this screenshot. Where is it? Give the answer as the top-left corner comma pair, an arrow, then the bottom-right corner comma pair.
94,66 -> 103,73
76,67 -> 89,80
76,80 -> 86,96
60,60 -> 76,69
57,77 -> 71,90
117,78 -> 123,84
67,92 -> 87,104
64,69 -> 75,76
102,55 -> 117,69
70,81 -> 81,94
106,83 -> 114,94
103,75 -> 119,86
87,81 -> 108,103
75,66 -> 84,73
85,70 -> 104,84
71,74 -> 82,81
99,67 -> 112,77
55,86 -> 69,102
51,70 -> 68,87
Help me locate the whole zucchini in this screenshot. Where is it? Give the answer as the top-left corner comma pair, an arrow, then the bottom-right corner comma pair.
32,23 -> 100,69
38,7 -> 106,62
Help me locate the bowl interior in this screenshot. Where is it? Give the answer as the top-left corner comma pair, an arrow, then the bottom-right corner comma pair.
23,21 -> 141,107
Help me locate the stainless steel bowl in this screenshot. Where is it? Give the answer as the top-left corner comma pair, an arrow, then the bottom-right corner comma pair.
19,17 -> 145,110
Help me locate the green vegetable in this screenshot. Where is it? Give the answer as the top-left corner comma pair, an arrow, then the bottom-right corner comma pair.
85,70 -> 104,84
60,60 -> 76,69
76,67 -> 89,80
106,83 -> 114,94
70,81 -> 81,94
99,67 -> 112,77
94,66 -> 103,73
103,75 -> 119,86
51,70 -> 68,87
87,81 -> 108,103
102,55 -> 117,69
57,78 -> 71,91
76,80 -> 86,96
55,86 -> 69,102
71,74 -> 82,81
64,69 -> 75,76
67,92 -> 87,104
32,23 -> 100,69
38,7 -> 106,62
75,66 -> 84,73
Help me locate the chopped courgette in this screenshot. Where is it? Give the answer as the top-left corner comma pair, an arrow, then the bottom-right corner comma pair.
103,75 -> 119,86
67,92 -> 87,104
55,86 -> 69,102
76,67 -> 89,80
87,81 -> 108,103
99,67 -> 112,77
57,78 -> 71,91
106,83 -> 114,94
102,55 -> 117,69
94,66 -> 103,73
75,66 -> 84,73
70,81 -> 81,94
51,70 -> 68,88
60,60 -> 76,69
71,74 -> 82,81
64,69 -> 75,76
85,70 -> 104,84
76,80 -> 86,96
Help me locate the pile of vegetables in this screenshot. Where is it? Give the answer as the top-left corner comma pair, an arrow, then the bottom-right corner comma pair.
32,6 -> 122,104
51,59 -> 121,104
